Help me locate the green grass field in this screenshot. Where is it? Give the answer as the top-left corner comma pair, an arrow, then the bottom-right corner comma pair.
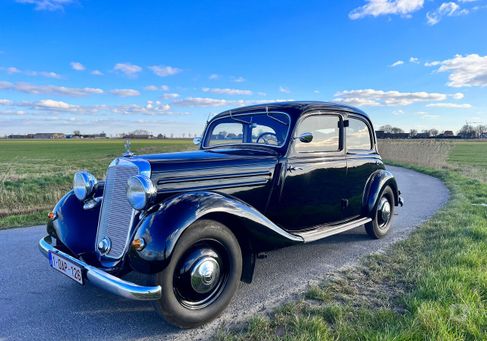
449,141 -> 487,168
0,139 -> 194,228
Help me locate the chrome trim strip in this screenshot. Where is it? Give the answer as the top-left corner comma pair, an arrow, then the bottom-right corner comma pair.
157,170 -> 272,185
39,236 -> 161,301
295,217 -> 372,243
157,179 -> 270,194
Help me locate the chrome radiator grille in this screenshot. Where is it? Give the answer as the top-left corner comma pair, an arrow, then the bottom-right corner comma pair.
96,160 -> 139,259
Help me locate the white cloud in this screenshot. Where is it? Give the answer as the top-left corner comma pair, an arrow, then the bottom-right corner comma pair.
173,97 -> 236,107
409,57 -> 420,64
451,92 -> 464,99
91,70 -> 103,76
110,89 -> 140,97
0,81 -> 104,96
334,89 -> 448,106
426,2 -> 468,25
149,65 -> 182,77
112,101 -> 172,115
1,66 -> 61,79
16,0 -> 75,11
209,74 -> 219,80
349,0 -> 424,20
426,102 -> 472,108
3,99 -> 178,117
390,60 -> 404,67
162,93 -> 180,99
36,71 -> 61,79
279,86 -> 291,94
113,63 -> 143,77
144,85 -> 170,91
35,99 -> 76,110
173,97 -> 293,107
426,54 -> 487,87
416,111 -> 440,119
0,99 -> 13,105
232,76 -> 246,83
202,87 -> 253,95
6,67 -> 20,74
70,62 -> 85,71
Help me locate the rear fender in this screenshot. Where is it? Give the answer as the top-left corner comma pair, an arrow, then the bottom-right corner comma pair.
363,170 -> 400,217
128,191 -> 303,275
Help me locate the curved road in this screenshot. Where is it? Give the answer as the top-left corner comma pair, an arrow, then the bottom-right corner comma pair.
0,166 -> 448,341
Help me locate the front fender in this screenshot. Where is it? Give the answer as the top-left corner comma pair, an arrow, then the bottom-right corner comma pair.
363,169 -> 400,217
128,191 -> 303,274
47,190 -> 101,257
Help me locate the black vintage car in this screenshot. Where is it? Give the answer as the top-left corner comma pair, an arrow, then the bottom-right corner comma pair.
39,101 -> 402,328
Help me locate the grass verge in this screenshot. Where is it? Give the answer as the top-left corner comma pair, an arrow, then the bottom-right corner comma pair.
216,163 -> 487,340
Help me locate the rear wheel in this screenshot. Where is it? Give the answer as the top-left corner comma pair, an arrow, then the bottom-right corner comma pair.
365,186 -> 395,239
152,219 -> 242,328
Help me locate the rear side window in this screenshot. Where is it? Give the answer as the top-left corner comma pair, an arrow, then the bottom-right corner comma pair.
294,115 -> 341,153
347,118 -> 372,151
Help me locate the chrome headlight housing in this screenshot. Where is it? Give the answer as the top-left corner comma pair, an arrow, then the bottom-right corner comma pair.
126,175 -> 157,210
73,171 -> 97,201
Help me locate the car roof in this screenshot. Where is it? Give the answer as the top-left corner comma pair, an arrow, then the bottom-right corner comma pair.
211,101 -> 370,121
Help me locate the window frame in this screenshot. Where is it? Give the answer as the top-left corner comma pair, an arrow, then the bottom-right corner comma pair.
345,115 -> 376,155
289,111 -> 345,157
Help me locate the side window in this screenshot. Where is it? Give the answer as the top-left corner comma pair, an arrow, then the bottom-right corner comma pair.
207,122 -> 243,146
347,118 -> 372,151
294,114 -> 341,153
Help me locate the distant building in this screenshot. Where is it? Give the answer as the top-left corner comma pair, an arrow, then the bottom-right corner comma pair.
8,134 -> 32,139
443,130 -> 454,137
33,133 -> 65,139
123,133 -> 154,139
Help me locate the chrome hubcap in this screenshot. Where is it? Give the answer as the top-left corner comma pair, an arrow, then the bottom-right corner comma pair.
190,257 -> 220,294
378,198 -> 391,228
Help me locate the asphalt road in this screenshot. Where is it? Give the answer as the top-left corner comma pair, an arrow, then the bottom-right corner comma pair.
0,166 -> 449,341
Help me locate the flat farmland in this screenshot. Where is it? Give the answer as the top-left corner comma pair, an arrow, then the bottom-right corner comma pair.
0,139 -> 194,228
1,139 -> 486,229
448,141 -> 487,168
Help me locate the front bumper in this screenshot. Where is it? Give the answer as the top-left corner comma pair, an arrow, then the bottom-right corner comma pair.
39,236 -> 162,301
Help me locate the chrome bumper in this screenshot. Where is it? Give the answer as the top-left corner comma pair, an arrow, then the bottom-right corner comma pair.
38,236 -> 162,301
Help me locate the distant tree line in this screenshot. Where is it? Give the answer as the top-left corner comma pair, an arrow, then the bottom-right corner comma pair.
377,124 -> 487,139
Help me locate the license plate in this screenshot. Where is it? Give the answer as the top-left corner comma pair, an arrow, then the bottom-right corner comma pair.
49,251 -> 84,285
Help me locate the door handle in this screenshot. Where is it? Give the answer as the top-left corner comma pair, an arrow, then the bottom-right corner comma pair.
287,165 -> 303,172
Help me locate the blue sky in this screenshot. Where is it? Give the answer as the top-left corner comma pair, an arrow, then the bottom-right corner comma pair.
0,0 -> 486,136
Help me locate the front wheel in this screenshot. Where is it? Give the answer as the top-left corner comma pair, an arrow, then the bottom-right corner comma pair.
365,186 -> 395,239
152,219 -> 242,328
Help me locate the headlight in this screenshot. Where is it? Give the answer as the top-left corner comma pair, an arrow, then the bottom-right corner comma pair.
73,171 -> 97,201
127,175 -> 157,210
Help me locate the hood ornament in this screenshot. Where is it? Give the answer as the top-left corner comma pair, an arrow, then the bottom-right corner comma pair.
123,139 -> 134,157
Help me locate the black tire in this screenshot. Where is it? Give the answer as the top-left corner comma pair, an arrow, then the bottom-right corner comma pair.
365,186 -> 395,239
152,219 -> 242,328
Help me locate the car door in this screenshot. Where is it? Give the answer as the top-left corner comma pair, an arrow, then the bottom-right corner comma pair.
269,111 -> 348,231
344,114 -> 383,218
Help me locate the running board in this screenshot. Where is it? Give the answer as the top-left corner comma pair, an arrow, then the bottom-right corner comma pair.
294,217 -> 372,243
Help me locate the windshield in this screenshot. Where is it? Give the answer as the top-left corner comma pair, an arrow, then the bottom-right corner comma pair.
203,112 -> 290,148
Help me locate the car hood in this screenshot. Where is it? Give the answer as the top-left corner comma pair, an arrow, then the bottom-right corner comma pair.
136,148 -> 279,194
